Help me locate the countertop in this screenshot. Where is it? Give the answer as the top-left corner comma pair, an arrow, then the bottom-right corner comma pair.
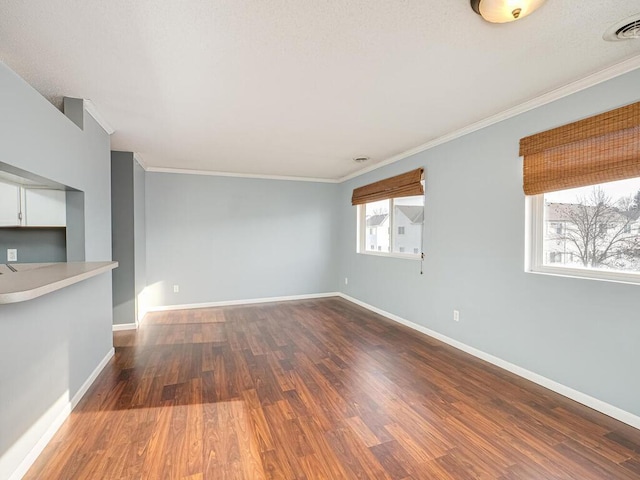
0,261 -> 118,304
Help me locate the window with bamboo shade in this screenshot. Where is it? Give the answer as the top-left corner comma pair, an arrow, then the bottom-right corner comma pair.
351,168 -> 424,205
522,101 -> 640,284
353,168 -> 425,259
520,101 -> 640,195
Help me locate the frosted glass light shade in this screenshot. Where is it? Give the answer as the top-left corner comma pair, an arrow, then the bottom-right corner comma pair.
472,0 -> 546,23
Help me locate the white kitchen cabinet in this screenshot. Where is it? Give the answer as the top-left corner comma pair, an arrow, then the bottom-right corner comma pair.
24,188 -> 66,226
0,183 -> 66,227
0,181 -> 21,226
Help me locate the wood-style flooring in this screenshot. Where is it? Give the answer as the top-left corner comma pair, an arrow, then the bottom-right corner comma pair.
25,297 -> 640,479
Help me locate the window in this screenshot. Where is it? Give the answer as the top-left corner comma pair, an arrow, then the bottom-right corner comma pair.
353,168 -> 425,258
522,101 -> 640,284
358,194 -> 424,256
529,177 -> 640,282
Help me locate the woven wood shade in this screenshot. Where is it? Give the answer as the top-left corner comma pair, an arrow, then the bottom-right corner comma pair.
519,102 -> 640,195
351,168 -> 424,205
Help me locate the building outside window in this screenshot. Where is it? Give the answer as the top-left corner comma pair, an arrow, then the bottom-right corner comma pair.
522,101 -> 640,284
360,195 -> 424,257
531,177 -> 640,280
354,168 -> 424,258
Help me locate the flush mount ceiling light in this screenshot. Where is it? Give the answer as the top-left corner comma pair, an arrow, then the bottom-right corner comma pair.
471,0 -> 546,23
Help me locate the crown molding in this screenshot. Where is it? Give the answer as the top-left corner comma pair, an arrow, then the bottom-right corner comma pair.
145,166 -> 339,183
83,99 -> 114,135
133,153 -> 148,170
338,55 -> 640,183
132,55 -> 640,184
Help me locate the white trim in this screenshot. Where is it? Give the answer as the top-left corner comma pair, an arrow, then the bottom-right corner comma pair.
112,323 -> 137,331
145,166 -> 339,184
70,348 -> 115,409
147,292 -> 340,312
337,293 -> 640,430
9,348 -> 115,480
527,193 -> 640,286
136,57 -> 640,184
83,100 -> 115,135
529,266 -> 640,286
358,251 -> 421,261
338,56 -> 640,183
133,153 -> 148,170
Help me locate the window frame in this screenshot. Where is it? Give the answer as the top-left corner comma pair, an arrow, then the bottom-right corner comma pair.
357,197 -> 423,260
526,194 -> 640,285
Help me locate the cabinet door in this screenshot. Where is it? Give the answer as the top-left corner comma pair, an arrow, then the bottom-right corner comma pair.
0,181 -> 20,226
24,189 -> 67,226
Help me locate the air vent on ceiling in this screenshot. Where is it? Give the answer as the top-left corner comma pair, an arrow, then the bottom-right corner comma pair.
604,14 -> 640,41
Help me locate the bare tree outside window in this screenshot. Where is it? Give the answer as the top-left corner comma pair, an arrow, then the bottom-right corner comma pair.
544,184 -> 640,272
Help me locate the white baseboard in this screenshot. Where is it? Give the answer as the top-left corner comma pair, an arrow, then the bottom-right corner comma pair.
70,348 -> 115,408
337,293 -> 640,431
112,323 -> 137,331
147,292 -> 341,312
9,348 -> 115,480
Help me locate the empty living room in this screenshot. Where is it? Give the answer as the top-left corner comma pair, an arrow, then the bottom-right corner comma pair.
1,1 -> 640,479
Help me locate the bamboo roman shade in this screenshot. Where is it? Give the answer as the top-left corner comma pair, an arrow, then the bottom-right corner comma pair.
519,101 -> 640,196
351,168 -> 424,205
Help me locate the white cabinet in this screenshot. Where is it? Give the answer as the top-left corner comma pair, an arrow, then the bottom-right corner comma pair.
0,181 -> 21,226
0,182 -> 66,227
24,188 -> 66,226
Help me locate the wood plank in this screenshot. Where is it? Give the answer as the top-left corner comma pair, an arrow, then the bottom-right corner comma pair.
23,298 -> 640,479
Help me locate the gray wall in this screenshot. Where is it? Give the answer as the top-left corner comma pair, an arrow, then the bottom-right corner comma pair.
0,62 -> 112,479
0,227 -> 67,263
66,190 -> 86,261
111,151 -> 146,325
145,173 -> 338,307
111,152 -> 136,325
337,68 -> 640,417
134,159 -> 146,318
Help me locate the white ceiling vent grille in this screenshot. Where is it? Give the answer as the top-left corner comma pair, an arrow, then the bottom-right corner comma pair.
604,14 -> 640,41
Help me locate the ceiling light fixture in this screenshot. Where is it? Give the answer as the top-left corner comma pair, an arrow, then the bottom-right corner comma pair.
470,0 -> 546,23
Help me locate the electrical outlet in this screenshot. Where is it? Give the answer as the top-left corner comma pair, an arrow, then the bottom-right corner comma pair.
345,277 -> 348,285
7,249 -> 17,262
453,310 -> 460,322
173,285 -> 179,293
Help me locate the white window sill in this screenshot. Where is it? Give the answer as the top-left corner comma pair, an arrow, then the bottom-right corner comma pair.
528,265 -> 640,286
357,251 -> 422,261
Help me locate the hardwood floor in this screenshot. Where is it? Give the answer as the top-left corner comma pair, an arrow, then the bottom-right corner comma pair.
25,297 -> 640,479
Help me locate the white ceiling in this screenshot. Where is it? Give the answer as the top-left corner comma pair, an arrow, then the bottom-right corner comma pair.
1,1 -> 639,180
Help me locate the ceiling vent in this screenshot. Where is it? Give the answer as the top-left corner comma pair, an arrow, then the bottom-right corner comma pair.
604,14 -> 640,41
